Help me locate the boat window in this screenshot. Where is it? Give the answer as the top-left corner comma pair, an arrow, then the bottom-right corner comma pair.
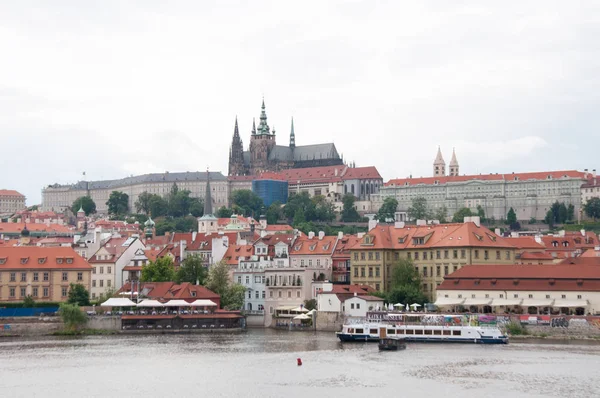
397,329 -> 404,334
405,329 -> 413,334
370,329 -> 377,334
443,330 -> 451,336
452,330 -> 461,336
348,328 -> 354,333
388,329 -> 396,334
433,330 -> 442,335
355,329 -> 363,334
424,330 -> 433,335
414,330 -> 424,335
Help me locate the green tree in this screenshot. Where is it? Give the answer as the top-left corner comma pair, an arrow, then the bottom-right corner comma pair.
149,195 -> 168,217
544,209 -> 554,227
168,188 -> 193,217
557,203 -> 568,224
567,204 -> 575,222
506,207 -> 517,225
155,218 -> 176,236
72,196 -> 96,216
387,258 -> 428,303
293,208 -> 306,226
134,191 -> 153,215
106,191 -> 129,217
340,194 -> 361,222
265,201 -> 283,224
59,303 -> 87,331
407,197 -> 430,221
452,207 -> 473,223
174,215 -> 198,232
584,197 -> 600,220
23,295 -> 35,308
434,205 -> 448,223
205,260 -> 231,297
189,197 -> 204,217
376,197 -> 398,222
67,283 -> 91,306
176,254 -> 207,285
141,256 -> 176,282
312,195 -> 336,222
95,287 -> 116,305
223,283 -> 246,310
217,206 -> 233,218
476,205 -> 486,223
304,298 -> 317,311
283,192 -> 315,221
231,190 -> 264,217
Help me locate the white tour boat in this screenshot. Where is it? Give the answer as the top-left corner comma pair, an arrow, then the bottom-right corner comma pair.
336,312 -> 508,344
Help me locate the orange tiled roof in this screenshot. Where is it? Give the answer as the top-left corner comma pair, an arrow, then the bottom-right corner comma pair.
265,224 -> 294,232
504,236 -> 546,250
519,251 -> 554,260
0,246 -> 91,270
0,222 -> 72,234
385,170 -> 585,187
332,235 -> 361,259
290,235 -> 338,255
119,282 -> 220,303
223,244 -> 254,265
0,190 -> 25,197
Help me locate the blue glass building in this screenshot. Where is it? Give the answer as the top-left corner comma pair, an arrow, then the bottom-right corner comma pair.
252,179 -> 288,207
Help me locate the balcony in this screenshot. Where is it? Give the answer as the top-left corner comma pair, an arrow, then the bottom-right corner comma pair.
242,310 -> 265,316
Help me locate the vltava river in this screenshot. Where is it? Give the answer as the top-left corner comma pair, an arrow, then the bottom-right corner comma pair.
1,329 -> 599,397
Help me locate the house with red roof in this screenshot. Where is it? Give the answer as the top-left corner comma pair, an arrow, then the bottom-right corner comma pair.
118,281 -> 221,308
436,263 -> 600,315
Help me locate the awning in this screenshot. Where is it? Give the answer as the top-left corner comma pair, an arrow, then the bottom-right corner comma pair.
434,298 -> 465,306
552,299 -> 589,308
163,300 -> 192,307
490,298 -> 523,306
101,298 -> 137,307
276,306 -> 297,311
520,299 -> 554,307
190,299 -> 217,307
137,300 -> 164,308
463,298 -> 493,306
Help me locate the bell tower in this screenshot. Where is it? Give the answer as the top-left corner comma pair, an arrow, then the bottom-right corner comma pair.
433,146 -> 446,177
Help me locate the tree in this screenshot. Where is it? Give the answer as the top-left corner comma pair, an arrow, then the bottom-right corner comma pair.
23,295 -> 35,308
141,256 -> 176,282
557,203 -> 568,224
176,255 -> 207,285
312,195 -> 336,222
452,207 -> 473,223
265,201 -> 283,224
168,188 -> 193,217
217,206 -> 233,218
96,287 -> 116,305
106,191 -> 129,217
293,208 -> 306,226
59,303 -> 87,331
283,192 -> 314,221
231,189 -> 264,217
584,197 -> 600,220
134,191 -> 153,215
387,258 -> 428,303
434,205 -> 448,223
476,205 -> 486,223
67,283 -> 91,306
189,197 -> 204,217
407,197 -> 429,221
222,284 -> 246,310
72,196 -> 96,216
544,209 -> 554,227
376,197 -> 398,222
304,298 -> 317,311
567,204 -> 575,222
149,195 -> 168,218
205,260 -> 231,297
506,208 -> 517,225
340,194 -> 361,222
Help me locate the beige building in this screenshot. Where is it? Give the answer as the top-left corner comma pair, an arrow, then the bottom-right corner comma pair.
436,264 -> 600,316
0,190 -> 26,215
0,246 -> 92,303
581,169 -> 599,209
41,171 -> 229,214
349,218 -> 516,299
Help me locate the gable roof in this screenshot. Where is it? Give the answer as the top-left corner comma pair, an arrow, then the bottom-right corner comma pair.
0,246 -> 91,270
0,190 -> 25,197
290,235 -> 338,255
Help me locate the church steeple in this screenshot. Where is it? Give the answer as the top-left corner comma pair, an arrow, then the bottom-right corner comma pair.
204,169 -> 213,216
433,146 -> 446,177
290,117 -> 296,148
228,117 -> 245,176
257,98 -> 271,135
449,148 -> 459,176
251,118 -> 256,135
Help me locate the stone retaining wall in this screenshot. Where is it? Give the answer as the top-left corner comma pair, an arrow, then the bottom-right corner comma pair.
316,312 -> 344,332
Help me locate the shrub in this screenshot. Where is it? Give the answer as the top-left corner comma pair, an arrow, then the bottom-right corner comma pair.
59,303 -> 88,331
504,321 -> 528,336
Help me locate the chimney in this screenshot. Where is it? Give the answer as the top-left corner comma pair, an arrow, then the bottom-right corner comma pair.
260,230 -> 267,238
338,231 -> 343,239
368,219 -> 378,231
470,216 -> 481,227
416,219 -> 426,226
318,231 -> 325,240
593,169 -> 597,178
495,228 -> 501,236
334,168 -> 338,177
179,240 -> 186,261
394,221 -> 405,229
308,231 -> 315,239
584,168 -> 589,178
192,231 -> 197,241
534,235 -> 542,244
354,291 -> 357,297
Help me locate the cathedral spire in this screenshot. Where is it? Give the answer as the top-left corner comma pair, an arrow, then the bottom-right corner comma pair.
233,116 -> 240,138
290,117 -> 296,148
252,118 -> 256,135
433,146 -> 446,177
449,147 -> 459,176
257,98 -> 270,135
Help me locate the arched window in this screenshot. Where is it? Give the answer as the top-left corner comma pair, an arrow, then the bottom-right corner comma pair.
344,185 -> 347,194
351,184 -> 355,194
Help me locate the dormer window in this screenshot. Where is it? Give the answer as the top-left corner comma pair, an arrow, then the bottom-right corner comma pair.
562,241 -> 569,247
57,258 -> 64,264
20,257 -> 28,264
552,241 -> 558,247
66,258 -> 73,264
412,237 -> 425,245
38,258 -> 46,264
0,258 -> 6,265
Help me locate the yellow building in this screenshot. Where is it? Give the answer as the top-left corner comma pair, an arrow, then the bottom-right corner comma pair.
349,220 -> 516,299
0,247 -> 92,302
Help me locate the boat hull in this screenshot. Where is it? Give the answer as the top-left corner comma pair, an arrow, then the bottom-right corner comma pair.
337,333 -> 508,344
336,333 -> 379,342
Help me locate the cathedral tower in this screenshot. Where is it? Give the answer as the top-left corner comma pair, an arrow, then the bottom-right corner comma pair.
249,99 -> 276,174
433,146 -> 446,177
449,148 -> 459,177
228,117 -> 245,176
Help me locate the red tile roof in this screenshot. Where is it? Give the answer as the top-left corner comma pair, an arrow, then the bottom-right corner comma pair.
0,246 -> 91,270
0,190 -> 25,197
223,244 -> 254,265
328,284 -> 376,294
0,222 -> 72,234
505,236 -> 546,250
580,249 -> 600,258
291,235 -> 338,255
439,264 -> 600,292
118,282 -> 220,306
332,235 -> 361,259
519,251 -> 554,260
385,170 -> 585,187
265,224 -> 294,232
559,257 -> 600,266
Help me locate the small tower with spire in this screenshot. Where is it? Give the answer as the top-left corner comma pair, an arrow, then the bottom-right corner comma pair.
228,117 -> 246,176
290,117 -> 296,149
433,146 -> 446,177
198,169 -> 218,234
76,205 -> 86,230
144,216 -> 155,239
449,148 -> 459,177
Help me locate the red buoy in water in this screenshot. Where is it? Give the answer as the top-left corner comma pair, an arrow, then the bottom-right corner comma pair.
297,358 -> 302,366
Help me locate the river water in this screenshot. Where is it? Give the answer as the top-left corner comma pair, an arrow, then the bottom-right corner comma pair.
1,329 -> 599,398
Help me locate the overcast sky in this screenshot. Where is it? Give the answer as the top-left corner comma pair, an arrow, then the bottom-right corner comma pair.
2,1 -> 599,205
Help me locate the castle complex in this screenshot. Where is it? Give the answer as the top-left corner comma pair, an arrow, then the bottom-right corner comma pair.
228,99 -> 344,176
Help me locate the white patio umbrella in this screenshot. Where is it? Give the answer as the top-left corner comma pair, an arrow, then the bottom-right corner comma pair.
101,298 -> 136,307
405,304 -> 410,312
190,299 -> 217,307
410,303 -> 422,311
291,306 -> 309,312
306,309 -> 316,315
293,314 -> 311,320
393,303 -> 404,308
137,299 -> 164,308
163,300 -> 191,307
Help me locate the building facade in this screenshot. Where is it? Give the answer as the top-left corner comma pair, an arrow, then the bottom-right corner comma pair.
228,100 -> 344,176
0,246 -> 92,302
41,171 -> 229,214
0,190 -> 26,216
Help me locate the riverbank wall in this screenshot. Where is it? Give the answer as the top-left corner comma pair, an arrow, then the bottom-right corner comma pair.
315,311 -> 344,332
0,317 -> 62,336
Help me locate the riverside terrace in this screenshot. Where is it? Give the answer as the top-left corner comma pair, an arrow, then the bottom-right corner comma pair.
98,298 -> 246,332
